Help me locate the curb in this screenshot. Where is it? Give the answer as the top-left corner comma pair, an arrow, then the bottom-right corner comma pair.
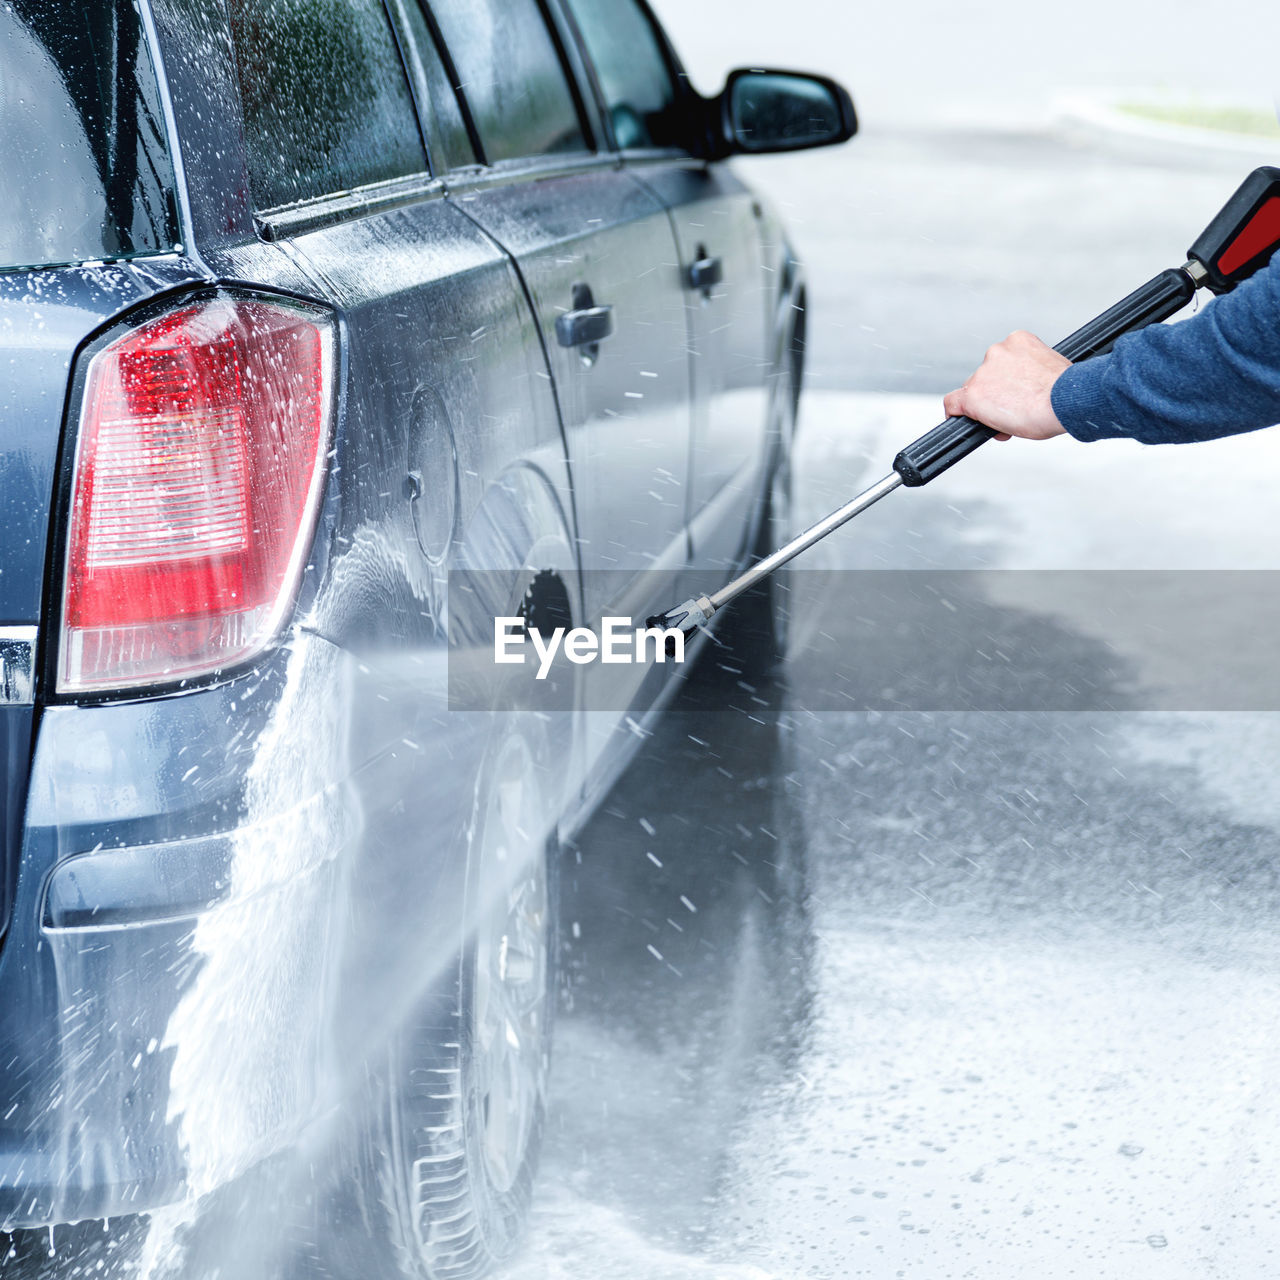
1055,93 -> 1279,162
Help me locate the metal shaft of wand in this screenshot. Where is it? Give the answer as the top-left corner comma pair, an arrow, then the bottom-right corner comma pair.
709,471 -> 902,613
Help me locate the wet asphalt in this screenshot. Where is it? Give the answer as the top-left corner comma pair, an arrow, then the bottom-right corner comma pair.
504,101 -> 1280,1280
8,8 -> 1280,1279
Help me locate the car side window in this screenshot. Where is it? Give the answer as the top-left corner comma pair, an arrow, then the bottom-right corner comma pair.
426,0 -> 588,163
226,0 -> 427,210
397,1 -> 477,173
562,0 -> 684,151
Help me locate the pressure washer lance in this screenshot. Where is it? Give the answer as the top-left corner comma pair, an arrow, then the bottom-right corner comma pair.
650,165 -> 1280,637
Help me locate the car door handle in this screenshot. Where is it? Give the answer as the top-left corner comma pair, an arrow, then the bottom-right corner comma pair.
688,254 -> 724,294
555,303 -> 615,350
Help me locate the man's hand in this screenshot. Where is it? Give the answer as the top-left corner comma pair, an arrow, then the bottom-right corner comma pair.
944,331 -> 1071,441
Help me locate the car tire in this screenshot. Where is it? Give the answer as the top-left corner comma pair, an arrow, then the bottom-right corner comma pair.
718,457 -> 792,677
713,339 -> 798,679
372,717 -> 559,1280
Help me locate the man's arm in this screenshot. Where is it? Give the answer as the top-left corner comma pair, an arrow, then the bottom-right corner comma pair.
945,253 -> 1280,445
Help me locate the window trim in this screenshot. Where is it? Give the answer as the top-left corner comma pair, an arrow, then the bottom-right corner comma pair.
255,171 -> 445,241
533,0 -> 605,154
388,0 -> 485,168
614,147 -> 701,168
138,0 -> 194,259
379,0 -> 449,174
440,150 -> 620,199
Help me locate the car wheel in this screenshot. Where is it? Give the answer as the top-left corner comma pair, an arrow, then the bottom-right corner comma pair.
378,719 -> 558,1280
730,457 -> 793,672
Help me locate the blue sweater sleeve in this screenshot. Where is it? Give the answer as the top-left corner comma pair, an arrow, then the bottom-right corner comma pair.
1050,253 -> 1280,444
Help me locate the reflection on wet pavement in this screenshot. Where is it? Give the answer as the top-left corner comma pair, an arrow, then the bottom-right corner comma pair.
518,659 -> 815,1275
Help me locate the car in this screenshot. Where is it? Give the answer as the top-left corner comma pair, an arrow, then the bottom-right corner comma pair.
0,0 -> 854,1275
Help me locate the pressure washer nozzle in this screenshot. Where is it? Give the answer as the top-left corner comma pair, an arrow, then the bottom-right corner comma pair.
646,595 -> 717,635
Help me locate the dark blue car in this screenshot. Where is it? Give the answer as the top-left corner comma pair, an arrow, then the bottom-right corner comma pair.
0,1 -> 852,1273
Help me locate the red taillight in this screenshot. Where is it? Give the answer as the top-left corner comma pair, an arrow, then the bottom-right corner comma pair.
59,296 -> 335,694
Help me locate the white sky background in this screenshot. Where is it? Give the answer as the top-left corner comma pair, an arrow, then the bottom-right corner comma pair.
648,0 -> 1278,129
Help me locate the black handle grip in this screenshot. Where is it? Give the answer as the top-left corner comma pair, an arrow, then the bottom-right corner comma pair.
892,266 -> 1198,488
892,415 -> 995,487
1054,267 -> 1196,362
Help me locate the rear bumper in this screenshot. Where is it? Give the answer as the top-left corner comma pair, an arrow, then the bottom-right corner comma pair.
0,633 -> 361,1230
0,857 -> 345,1228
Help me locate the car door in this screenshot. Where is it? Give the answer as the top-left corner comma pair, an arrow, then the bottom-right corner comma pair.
560,0 -> 773,579
422,0 -> 693,641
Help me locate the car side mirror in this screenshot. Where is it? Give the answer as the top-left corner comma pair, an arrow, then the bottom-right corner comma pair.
720,69 -> 857,156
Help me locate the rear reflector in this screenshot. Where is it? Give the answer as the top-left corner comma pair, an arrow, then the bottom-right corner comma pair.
59,295 -> 335,694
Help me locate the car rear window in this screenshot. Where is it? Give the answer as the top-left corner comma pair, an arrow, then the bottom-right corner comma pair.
0,1 -> 179,273
427,0 -> 588,163
227,0 -> 428,211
